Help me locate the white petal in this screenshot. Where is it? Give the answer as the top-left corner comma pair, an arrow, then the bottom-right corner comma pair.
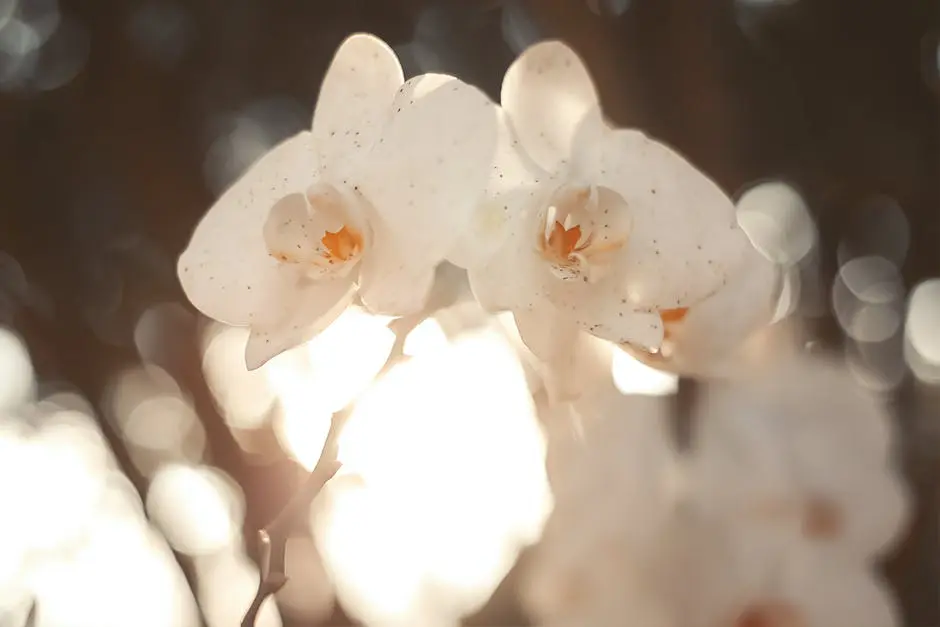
447,109 -> 543,270
577,128 -> 750,309
785,561 -> 900,627
512,308 -> 604,402
263,193 -> 323,264
834,470 -> 910,561
355,73 -> 498,266
548,280 -> 665,349
356,221 -> 436,316
312,33 -> 403,172
449,185 -> 540,272
178,132 -> 318,327
501,40 -> 600,173
245,276 -> 356,369
654,247 -> 780,375
467,209 -> 546,312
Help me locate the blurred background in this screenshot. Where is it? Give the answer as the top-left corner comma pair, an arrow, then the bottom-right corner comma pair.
0,0 -> 939,625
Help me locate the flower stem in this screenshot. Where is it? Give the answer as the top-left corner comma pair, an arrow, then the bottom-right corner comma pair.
240,413 -> 345,627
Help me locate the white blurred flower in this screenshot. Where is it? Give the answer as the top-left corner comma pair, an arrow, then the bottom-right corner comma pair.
523,394 -> 684,626
450,40 -> 772,388
524,356 -> 906,627
178,33 -> 497,369
692,354 -> 909,564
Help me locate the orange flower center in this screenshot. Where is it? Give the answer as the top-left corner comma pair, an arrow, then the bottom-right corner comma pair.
659,307 -> 689,340
802,497 -> 843,540
546,221 -> 584,260
321,225 -> 363,262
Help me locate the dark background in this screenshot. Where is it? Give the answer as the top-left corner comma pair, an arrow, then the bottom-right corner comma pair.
1,0 -> 938,624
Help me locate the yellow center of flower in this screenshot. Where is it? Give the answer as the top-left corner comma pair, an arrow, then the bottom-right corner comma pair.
545,221 -> 586,260
537,185 -> 629,283
321,225 -> 363,263
659,307 -> 689,340
802,496 -> 843,540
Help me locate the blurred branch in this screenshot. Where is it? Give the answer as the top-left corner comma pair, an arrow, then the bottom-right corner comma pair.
240,412 -> 345,627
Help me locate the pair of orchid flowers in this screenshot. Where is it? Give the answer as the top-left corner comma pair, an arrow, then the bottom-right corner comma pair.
178,33 -> 778,384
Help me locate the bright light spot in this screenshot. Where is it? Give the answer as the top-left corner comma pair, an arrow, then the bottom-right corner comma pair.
107,364 -> 184,428
838,195 -> 910,268
196,549 -> 282,627
17,0 -> 59,43
146,464 -> 243,556
134,302 -> 193,366
274,400 -> 332,470
265,307 -> 393,468
203,98 -> 306,196
31,13 -> 89,91
21,413 -> 110,551
202,323 -> 276,430
265,307 -> 394,468
845,340 -> 906,393
0,326 -> 33,410
906,279 -> 940,363
736,181 -> 816,267
0,422 -> 28,590
403,317 -> 448,358
905,279 -> 940,383
315,327 -> 550,627
29,515 -> 199,627
124,394 -> 203,457
611,348 -> 678,396
301,306 -> 396,413
833,256 -> 904,343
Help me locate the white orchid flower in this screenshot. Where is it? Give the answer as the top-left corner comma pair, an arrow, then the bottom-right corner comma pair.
450,40 -> 770,382
178,34 -> 497,369
621,241 -> 781,376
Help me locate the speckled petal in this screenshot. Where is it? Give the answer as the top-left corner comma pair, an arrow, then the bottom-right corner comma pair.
501,40 -> 600,174
354,73 -> 498,268
447,109 -> 544,270
576,128 -> 749,309
178,131 -> 318,328
356,217 -> 437,316
651,246 -> 780,375
245,275 -> 356,369
312,33 -> 404,174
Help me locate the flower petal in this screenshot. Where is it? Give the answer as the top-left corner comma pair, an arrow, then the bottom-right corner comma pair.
649,248 -> 780,376
467,207 -> 546,312
245,276 -> 356,369
178,132 -> 318,327
447,109 -> 544,270
354,73 -> 498,268
501,40 -> 600,173
577,128 -> 750,309
512,308 -> 604,402
558,286 -> 665,350
312,33 -> 404,173
356,219 -> 437,316
784,560 -> 900,627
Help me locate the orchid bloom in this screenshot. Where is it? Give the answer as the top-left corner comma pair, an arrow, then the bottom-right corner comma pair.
178,34 -> 497,369
450,40 -> 774,382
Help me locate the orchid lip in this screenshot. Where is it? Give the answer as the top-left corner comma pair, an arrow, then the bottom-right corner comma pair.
536,183 -> 630,283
